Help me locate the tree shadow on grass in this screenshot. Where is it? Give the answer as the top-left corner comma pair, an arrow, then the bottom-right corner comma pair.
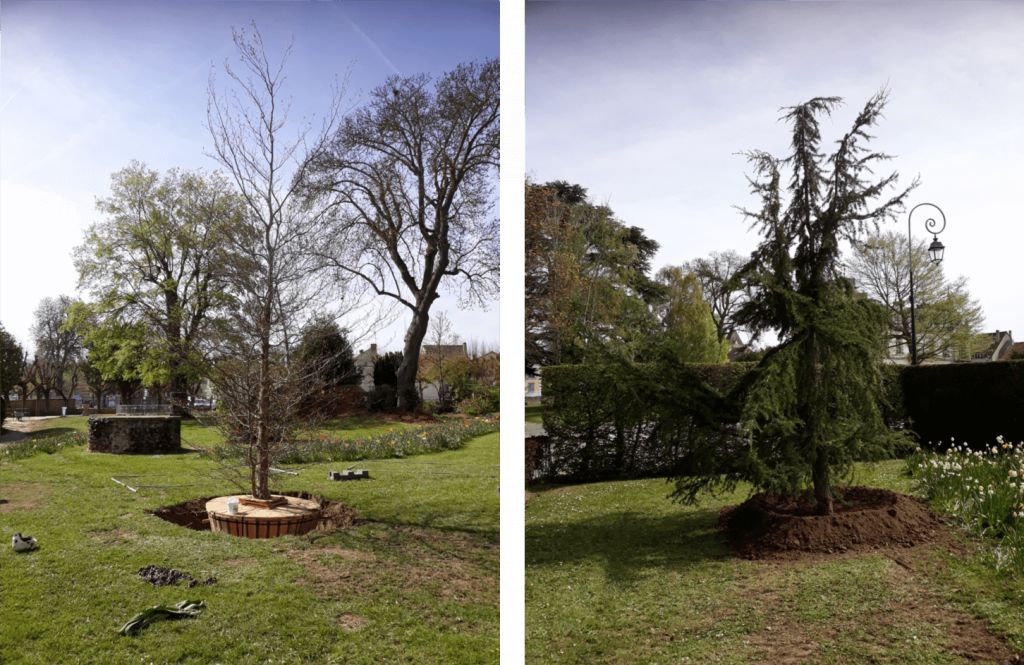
527,507 -> 730,586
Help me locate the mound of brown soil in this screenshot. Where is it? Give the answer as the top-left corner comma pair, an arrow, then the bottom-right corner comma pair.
148,491 -> 360,532
720,486 -> 947,558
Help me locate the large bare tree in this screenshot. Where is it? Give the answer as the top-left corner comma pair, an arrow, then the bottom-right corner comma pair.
300,59 -> 499,411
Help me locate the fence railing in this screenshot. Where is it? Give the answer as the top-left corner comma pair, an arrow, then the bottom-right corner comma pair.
116,404 -> 173,416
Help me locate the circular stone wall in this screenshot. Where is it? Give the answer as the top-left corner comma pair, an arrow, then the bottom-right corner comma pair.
87,416 -> 182,454
206,495 -> 321,539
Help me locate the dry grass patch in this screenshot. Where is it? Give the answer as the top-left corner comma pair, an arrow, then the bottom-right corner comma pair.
336,613 -> 370,632
87,528 -> 138,544
737,544 -> 1021,664
292,524 -> 497,604
0,482 -> 49,513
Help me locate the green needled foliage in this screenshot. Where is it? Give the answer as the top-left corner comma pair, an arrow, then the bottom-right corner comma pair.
671,92 -> 915,515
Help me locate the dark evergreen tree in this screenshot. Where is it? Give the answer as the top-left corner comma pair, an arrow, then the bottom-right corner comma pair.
672,92 -> 915,515
367,351 -> 403,411
296,318 -> 358,389
0,324 -> 24,428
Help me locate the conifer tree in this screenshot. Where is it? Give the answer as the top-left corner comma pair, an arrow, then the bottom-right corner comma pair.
672,92 -> 915,515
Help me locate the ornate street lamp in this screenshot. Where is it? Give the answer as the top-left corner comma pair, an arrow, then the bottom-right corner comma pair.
907,203 -> 947,365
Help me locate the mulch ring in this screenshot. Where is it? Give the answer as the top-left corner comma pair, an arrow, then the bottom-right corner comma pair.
147,491 -> 361,532
720,486 -> 949,559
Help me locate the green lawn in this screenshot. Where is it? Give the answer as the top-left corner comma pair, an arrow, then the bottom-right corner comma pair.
0,421 -> 498,664
525,405 -> 545,424
8,414 -> 409,449
527,461 -> 1024,664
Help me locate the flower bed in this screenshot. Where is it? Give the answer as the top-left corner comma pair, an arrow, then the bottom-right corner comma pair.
277,416 -> 498,464
1,432 -> 86,460
909,435 -> 1024,572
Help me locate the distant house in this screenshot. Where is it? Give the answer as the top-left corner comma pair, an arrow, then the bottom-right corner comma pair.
525,369 -> 542,404
353,343 -> 379,392
971,330 -> 1014,362
883,330 -> 1014,365
726,331 -> 751,362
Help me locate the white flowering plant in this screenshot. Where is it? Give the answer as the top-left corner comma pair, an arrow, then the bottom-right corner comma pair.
909,435 -> 1024,572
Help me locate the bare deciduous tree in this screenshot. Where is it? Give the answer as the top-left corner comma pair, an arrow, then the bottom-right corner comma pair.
300,59 -> 499,411
205,24 -> 347,500
846,231 -> 984,363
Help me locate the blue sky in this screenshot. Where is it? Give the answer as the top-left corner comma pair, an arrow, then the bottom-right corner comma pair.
528,0 -> 1024,343
0,0 -> 498,352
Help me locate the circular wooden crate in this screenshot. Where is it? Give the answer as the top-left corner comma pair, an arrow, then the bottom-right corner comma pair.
206,495 -> 321,539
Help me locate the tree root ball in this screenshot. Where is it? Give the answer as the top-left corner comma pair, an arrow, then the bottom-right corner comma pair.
720,486 -> 947,558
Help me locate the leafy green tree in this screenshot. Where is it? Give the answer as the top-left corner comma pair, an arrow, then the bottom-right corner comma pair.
653,267 -> 728,363
525,181 -> 663,369
0,323 -> 25,427
66,304 -> 164,404
31,296 -> 83,408
74,161 -> 241,411
847,231 -> 984,363
682,250 -> 751,345
673,92 -> 915,516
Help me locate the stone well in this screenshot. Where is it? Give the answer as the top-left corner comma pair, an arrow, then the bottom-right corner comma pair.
87,415 -> 182,454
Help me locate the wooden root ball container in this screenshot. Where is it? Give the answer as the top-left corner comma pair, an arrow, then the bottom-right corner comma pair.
206,495 -> 321,539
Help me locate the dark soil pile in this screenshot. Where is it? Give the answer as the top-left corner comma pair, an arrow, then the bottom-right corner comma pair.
720,486 -> 947,558
138,564 -> 217,588
148,497 -> 212,530
147,491 -> 360,532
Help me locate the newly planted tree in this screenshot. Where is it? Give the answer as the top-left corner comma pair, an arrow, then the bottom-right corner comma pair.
206,24 -> 359,500
673,92 -> 914,515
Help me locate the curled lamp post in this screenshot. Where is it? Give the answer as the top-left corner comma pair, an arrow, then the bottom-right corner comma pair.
907,202 -> 947,365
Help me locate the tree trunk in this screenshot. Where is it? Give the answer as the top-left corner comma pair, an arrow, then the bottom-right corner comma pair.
396,309 -> 431,412
165,290 -> 188,415
253,265 -> 274,500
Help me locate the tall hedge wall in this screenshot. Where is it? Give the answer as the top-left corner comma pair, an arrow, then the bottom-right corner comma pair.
539,362 -> 753,481
536,359 -> 1024,483
901,360 -> 1024,449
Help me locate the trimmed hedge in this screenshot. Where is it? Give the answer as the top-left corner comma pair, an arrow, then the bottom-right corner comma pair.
901,360 -> 1024,449
536,359 -> 1024,483
540,362 -> 753,481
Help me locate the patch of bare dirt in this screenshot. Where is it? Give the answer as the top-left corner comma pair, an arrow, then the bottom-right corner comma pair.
336,613 -> 369,632
290,525 -> 497,604
221,557 -> 259,567
721,486 -> 947,558
147,491 -> 360,532
88,528 -> 138,544
0,482 -> 49,513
